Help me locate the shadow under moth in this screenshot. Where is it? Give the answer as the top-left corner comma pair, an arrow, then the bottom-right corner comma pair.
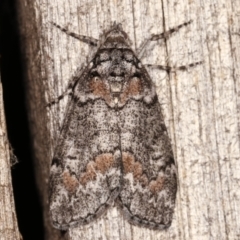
49,22 -> 184,230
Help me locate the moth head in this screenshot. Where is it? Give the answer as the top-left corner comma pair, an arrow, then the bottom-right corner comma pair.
101,23 -> 132,48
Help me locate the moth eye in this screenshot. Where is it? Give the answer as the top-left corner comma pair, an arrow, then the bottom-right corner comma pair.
92,76 -> 101,81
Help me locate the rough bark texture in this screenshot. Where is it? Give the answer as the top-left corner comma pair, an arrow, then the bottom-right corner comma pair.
0,81 -> 22,240
16,0 -> 240,239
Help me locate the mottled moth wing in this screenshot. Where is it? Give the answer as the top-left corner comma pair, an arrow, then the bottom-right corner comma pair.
116,67 -> 177,229
102,25 -> 177,229
49,68 -> 122,229
49,23 -> 177,230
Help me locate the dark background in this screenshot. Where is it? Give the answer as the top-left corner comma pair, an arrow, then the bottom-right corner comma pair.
1,0 -> 44,239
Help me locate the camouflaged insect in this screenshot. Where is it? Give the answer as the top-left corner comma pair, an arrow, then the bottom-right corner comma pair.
49,23 -> 177,230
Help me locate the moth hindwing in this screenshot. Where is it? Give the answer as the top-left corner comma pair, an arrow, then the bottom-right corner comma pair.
49,23 -> 177,230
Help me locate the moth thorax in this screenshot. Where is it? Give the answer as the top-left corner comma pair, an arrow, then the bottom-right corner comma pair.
110,81 -> 123,93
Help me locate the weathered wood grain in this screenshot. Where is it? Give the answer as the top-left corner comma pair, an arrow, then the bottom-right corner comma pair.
0,82 -> 22,240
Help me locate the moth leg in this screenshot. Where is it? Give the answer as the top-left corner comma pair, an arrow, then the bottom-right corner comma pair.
144,61 -> 202,73
137,20 -> 192,59
46,65 -> 86,107
47,23 -> 99,107
46,84 -> 72,107
51,22 -> 99,46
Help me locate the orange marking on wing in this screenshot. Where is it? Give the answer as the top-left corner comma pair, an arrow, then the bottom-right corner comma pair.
149,175 -> 165,193
62,171 -> 79,193
89,77 -> 111,103
122,152 -> 167,193
120,77 -> 142,104
122,152 -> 133,172
122,152 -> 148,186
95,153 -> 114,173
79,153 -> 114,186
79,162 -> 97,186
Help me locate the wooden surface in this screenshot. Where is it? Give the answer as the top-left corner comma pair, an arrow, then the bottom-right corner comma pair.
0,82 -> 22,240
16,0 -> 240,239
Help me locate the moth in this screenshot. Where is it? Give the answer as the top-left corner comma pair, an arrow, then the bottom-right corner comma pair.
49,22 -> 180,230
